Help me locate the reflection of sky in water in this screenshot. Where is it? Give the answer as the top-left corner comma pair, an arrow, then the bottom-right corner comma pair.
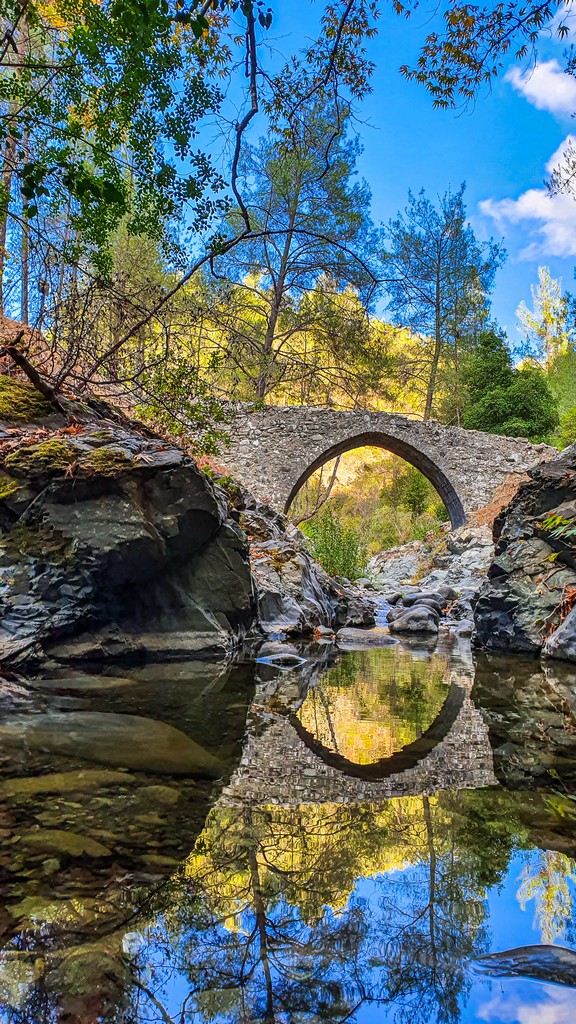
477,986 -> 576,1024
350,853 -> 576,1023
120,847 -> 576,1024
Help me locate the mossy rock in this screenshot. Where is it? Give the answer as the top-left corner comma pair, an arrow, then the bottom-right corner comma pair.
8,523 -> 73,562
4,438 -> 78,478
0,473 -> 20,500
3,437 -> 135,481
81,446 -> 133,476
0,376 -> 52,423
86,428 -> 116,442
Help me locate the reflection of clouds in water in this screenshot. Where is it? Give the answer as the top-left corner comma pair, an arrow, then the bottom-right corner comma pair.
478,984 -> 576,1024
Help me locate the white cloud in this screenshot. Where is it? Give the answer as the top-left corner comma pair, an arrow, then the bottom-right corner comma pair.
478,984 -> 576,1024
506,59 -> 576,117
479,136 -> 576,258
545,133 -> 576,173
550,3 -> 576,44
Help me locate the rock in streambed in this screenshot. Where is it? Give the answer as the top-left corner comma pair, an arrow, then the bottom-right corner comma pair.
0,711 -> 223,776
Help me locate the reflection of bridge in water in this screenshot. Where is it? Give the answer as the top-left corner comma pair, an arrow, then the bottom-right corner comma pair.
220,665 -> 496,807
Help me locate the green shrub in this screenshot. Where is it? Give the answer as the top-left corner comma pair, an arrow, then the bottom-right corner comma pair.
555,407 -> 576,449
463,361 -> 559,440
303,509 -> 368,580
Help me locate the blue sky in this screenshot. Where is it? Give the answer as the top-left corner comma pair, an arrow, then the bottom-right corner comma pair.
265,1 -> 576,345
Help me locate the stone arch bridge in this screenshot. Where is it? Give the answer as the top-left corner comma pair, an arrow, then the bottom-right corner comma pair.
220,405 -> 555,526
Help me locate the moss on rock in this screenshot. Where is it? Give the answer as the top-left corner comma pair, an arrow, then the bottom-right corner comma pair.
2,435 -> 134,483
87,428 -> 116,442
0,473 -> 20,499
5,437 -> 78,477
0,376 -> 52,422
82,446 -> 133,476
8,522 -> 73,562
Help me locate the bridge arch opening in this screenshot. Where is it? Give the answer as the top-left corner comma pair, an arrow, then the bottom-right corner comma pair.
289,683 -> 466,780
284,430 -> 466,528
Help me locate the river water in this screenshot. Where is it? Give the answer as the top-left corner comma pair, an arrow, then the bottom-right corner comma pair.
0,634 -> 576,1023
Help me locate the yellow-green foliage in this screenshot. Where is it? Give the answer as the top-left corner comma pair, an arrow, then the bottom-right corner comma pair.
0,474 -> 20,500
5,438 -> 78,477
82,446 -> 133,476
0,376 -> 52,423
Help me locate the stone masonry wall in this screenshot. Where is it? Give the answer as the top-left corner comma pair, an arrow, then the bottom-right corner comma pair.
220,405 -> 555,525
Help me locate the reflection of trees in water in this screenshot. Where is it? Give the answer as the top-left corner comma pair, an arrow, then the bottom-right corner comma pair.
297,648 -> 449,764
125,790 -> 532,1024
517,850 -> 576,944
2,790 -> 575,1023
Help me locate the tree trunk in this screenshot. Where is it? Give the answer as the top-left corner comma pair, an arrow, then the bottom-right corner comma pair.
293,455 -> 341,525
0,15 -> 30,314
21,133 -> 29,325
423,794 -> 439,977
256,204 -> 298,400
245,810 -> 275,1023
424,262 -> 442,421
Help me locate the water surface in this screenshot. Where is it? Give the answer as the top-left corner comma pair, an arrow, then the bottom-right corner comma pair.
0,637 -> 575,1023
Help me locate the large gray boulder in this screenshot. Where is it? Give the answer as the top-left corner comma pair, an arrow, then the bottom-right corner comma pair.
474,444 -> 576,659
388,605 -> 439,634
0,401 -> 256,667
0,381 -> 375,665
237,499 -> 375,637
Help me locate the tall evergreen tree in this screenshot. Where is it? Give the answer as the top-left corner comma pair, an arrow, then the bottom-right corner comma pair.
382,185 -> 505,420
214,98 -> 379,400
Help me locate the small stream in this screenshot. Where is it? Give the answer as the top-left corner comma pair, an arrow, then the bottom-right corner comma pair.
0,632 -> 575,1023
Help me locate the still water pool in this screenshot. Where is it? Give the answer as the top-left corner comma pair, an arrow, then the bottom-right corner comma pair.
0,636 -> 575,1023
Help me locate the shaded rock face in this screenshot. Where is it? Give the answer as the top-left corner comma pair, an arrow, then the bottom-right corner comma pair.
239,499 -> 375,637
543,606 -> 576,661
0,386 -> 375,666
0,414 -> 256,666
473,652 -> 576,791
474,444 -> 576,659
